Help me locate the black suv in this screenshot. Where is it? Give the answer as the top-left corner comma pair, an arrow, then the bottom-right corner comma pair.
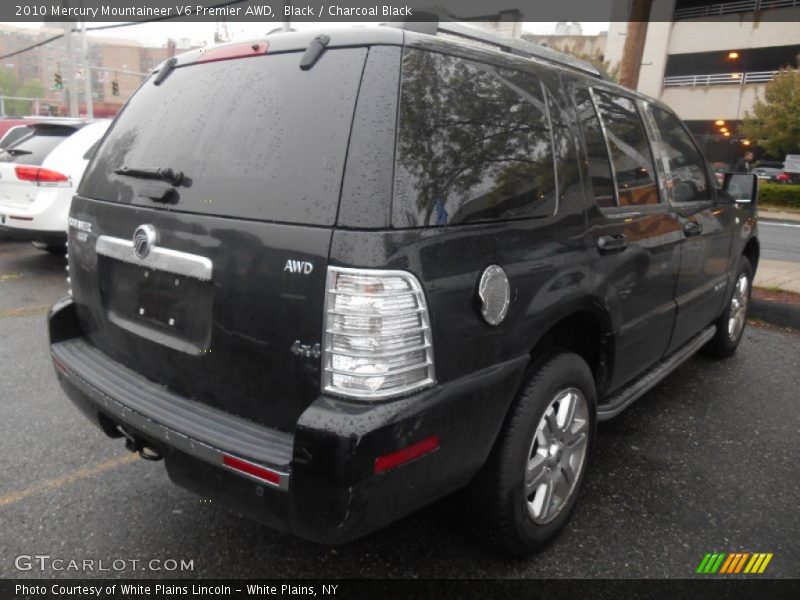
49,22 -> 760,556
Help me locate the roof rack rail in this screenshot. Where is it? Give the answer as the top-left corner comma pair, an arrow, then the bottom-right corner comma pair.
385,13 -> 606,80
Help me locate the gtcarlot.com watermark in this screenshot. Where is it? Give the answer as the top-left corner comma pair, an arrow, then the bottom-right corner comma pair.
15,554 -> 195,573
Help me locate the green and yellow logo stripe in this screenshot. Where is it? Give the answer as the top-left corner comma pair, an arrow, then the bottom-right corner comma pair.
696,552 -> 773,574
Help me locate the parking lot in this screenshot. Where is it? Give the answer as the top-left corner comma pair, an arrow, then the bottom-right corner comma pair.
1,240 -> 798,579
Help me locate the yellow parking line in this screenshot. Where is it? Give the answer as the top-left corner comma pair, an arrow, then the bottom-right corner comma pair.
0,454 -> 138,507
0,305 -> 50,319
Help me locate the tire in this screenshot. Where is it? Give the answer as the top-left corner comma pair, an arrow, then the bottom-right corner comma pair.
704,256 -> 753,358
466,351 -> 596,557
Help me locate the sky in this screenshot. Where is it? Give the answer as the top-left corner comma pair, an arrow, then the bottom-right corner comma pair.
18,21 -> 611,47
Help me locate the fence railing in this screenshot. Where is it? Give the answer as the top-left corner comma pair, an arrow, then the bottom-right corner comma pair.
0,95 -> 49,117
663,70 -> 779,87
675,0 -> 800,19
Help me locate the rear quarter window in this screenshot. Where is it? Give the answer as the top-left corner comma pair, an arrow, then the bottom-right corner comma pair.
392,49 -> 557,227
79,48 -> 367,226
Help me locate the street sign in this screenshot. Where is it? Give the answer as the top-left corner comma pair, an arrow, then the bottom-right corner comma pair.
784,155 -> 800,174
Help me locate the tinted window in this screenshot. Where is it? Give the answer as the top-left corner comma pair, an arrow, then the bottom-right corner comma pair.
651,107 -> 711,203
0,125 -> 76,166
0,125 -> 33,150
392,50 -> 556,227
80,49 -> 366,226
593,91 -> 659,207
573,87 -> 615,208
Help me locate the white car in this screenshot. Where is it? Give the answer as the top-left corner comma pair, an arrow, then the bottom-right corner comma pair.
0,119 -> 111,253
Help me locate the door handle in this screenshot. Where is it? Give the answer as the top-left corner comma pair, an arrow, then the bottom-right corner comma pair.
597,234 -> 628,254
683,221 -> 703,237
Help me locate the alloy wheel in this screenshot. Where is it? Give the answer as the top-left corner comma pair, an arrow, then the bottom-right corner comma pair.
728,273 -> 749,341
524,387 -> 589,524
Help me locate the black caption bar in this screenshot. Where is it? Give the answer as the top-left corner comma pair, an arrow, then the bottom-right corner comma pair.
4,579 -> 800,600
5,0 -> 620,23
6,0 -> 798,23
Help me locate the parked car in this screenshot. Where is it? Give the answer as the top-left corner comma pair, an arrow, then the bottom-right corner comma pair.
0,119 -> 110,252
0,118 -> 33,144
753,167 -> 784,182
0,117 -> 65,149
48,23 -> 760,557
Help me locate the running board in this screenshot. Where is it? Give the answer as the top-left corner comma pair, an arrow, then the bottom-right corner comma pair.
597,325 -> 716,421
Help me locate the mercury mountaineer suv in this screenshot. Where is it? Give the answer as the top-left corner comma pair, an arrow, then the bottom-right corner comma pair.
48,21 -> 760,556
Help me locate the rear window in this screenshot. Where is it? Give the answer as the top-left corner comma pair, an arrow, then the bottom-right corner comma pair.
79,48 -> 367,226
392,50 -> 557,227
0,125 -> 33,150
0,125 -> 76,166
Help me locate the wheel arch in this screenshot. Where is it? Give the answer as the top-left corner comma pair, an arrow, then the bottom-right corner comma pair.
522,301 -> 615,399
743,236 -> 760,271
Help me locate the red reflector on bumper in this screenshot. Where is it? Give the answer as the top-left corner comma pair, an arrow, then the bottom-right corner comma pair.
375,435 -> 440,474
222,454 -> 281,486
52,356 -> 68,375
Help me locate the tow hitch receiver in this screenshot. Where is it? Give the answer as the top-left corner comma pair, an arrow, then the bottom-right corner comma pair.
117,425 -> 163,461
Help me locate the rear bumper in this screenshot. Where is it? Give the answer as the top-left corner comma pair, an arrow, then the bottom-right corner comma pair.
0,190 -> 70,239
49,296 -> 528,543
0,224 -> 66,246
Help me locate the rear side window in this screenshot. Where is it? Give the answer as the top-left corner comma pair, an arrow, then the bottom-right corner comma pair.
0,125 -> 76,166
592,90 -> 659,207
573,87 -> 615,209
392,50 -> 556,227
80,49 -> 367,226
650,107 -> 711,203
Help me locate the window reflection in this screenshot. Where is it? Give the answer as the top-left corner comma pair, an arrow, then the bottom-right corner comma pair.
651,108 -> 710,203
393,50 -> 557,227
592,91 -> 659,207
573,88 -> 616,208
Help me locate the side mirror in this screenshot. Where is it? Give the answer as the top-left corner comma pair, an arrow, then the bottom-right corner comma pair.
723,172 -> 758,204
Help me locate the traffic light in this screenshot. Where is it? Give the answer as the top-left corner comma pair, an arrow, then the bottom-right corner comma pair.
54,67 -> 63,90
111,77 -> 119,97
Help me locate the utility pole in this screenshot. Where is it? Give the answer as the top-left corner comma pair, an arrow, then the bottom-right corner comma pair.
62,19 -> 79,117
618,0 -> 653,90
81,21 -> 93,119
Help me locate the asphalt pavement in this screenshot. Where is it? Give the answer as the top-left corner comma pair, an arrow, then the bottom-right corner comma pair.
1,241 -> 799,579
760,221 -> 800,263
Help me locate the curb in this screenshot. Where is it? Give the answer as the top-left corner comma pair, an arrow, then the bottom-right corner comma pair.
760,218 -> 800,227
750,298 -> 800,330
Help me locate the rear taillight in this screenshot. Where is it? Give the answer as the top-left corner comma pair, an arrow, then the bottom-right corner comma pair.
322,267 -> 435,400
15,165 -> 69,186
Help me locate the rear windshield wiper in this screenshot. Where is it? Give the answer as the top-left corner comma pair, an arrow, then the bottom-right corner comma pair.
114,166 -> 185,186
5,148 -> 32,156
